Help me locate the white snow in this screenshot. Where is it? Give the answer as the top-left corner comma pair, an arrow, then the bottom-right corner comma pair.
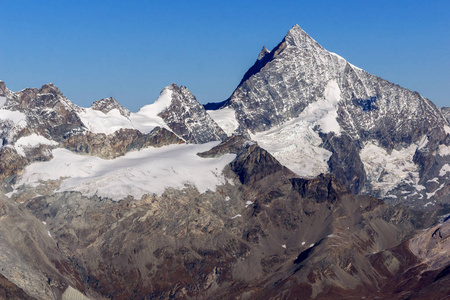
417,135 -> 428,150
438,145 -> 450,156
47,231 -> 52,237
0,96 -> 6,107
14,134 -> 58,156
439,164 -> 450,177
309,243 -> 315,248
225,196 -> 230,202
245,201 -> 254,208
0,109 -> 27,125
76,89 -> 173,135
129,89 -> 173,133
77,108 -> 134,134
415,185 -> 426,191
231,214 -> 242,219
251,117 -> 332,178
281,244 -> 287,249
14,142 -> 236,201
427,178 -> 439,184
301,241 -> 306,246
360,141 -> 420,197
249,80 -> 343,178
444,125 -> 450,135
42,221 -> 46,225
207,107 -> 239,136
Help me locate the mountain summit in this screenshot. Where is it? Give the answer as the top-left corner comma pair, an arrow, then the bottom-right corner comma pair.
0,25 -> 449,299
209,25 -> 450,202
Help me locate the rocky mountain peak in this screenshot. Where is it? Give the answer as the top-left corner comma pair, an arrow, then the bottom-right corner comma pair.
91,97 -> 130,117
157,83 -> 228,143
257,46 -> 270,60
0,81 -> 8,97
38,83 -> 61,95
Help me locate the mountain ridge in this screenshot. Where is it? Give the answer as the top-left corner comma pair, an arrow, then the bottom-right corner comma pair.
0,24 -> 449,299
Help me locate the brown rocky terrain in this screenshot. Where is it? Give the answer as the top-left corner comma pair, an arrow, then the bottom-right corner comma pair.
0,136 -> 448,299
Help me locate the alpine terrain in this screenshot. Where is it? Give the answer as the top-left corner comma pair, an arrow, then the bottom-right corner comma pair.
0,25 -> 449,299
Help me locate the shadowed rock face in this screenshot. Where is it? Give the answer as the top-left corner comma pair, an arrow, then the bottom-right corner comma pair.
0,26 -> 449,299
0,136 -> 446,299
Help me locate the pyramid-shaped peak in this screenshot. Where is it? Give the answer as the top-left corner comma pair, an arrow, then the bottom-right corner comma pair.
283,24 -> 320,48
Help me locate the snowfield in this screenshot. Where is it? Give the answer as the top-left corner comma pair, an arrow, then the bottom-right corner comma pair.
77,88 -> 173,135
14,142 -> 236,201
360,141 -> 420,197
14,134 -> 58,156
206,106 -> 239,135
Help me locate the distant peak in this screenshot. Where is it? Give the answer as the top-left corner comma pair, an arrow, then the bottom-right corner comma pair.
91,97 -> 130,117
39,83 -> 61,95
257,46 -> 270,61
284,24 -> 318,47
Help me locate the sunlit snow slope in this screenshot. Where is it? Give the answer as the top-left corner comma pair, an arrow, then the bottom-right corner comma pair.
14,142 -> 235,201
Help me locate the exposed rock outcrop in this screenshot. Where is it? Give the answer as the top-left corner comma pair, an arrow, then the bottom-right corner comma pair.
158,84 -> 228,144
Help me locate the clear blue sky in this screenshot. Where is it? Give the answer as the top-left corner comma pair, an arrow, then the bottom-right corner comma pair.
1,0 -> 448,111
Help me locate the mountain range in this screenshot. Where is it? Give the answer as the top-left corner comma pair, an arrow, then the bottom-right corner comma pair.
0,25 -> 449,299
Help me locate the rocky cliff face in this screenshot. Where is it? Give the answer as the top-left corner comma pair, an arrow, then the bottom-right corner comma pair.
442,107 -> 450,123
212,25 -> 450,208
0,25 -> 449,299
158,84 -> 228,144
1,136 -> 447,299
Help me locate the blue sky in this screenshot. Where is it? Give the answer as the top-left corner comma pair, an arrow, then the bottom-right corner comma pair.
1,0 -> 448,111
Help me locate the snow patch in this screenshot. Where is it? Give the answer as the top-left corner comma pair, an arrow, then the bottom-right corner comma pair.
14,134 -> 58,156
415,185 -> 426,191
225,196 -> 230,202
231,214 -> 242,219
281,244 -> 286,249
438,145 -> 450,157
78,108 -> 134,134
245,201 -> 254,208
0,96 -> 6,107
360,141 -> 420,197
301,242 -> 306,246
47,231 -> 52,237
207,107 -> 239,136
300,79 -> 342,135
14,142 -> 236,201
426,183 -> 445,199
427,178 -> 439,184
444,125 -> 450,135
251,117 -> 332,178
440,164 -> 450,177
77,89 -> 173,135
417,135 -> 428,150
0,109 -> 27,125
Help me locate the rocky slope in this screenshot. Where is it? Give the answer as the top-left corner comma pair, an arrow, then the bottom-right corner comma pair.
208,25 -> 450,209
0,25 -> 449,299
0,136 -> 448,299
